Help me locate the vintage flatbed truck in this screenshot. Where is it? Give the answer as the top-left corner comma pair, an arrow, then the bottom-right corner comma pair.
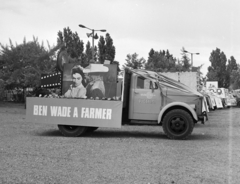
26,63 -> 207,139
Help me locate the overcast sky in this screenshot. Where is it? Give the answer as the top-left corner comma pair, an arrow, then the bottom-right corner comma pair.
1,0 -> 240,75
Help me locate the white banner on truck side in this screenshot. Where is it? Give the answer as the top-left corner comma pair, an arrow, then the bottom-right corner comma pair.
26,97 -> 123,128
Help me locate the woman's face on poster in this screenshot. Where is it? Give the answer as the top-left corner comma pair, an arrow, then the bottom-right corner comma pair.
72,73 -> 82,87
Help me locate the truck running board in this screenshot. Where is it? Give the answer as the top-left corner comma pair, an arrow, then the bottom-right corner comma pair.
127,120 -> 159,126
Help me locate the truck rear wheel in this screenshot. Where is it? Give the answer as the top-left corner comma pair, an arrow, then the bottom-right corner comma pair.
162,109 -> 194,140
58,125 -> 87,137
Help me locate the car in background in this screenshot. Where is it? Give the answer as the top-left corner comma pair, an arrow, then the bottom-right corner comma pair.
226,94 -> 237,107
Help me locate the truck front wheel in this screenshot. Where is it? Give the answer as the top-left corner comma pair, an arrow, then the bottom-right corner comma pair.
58,125 -> 87,137
162,109 -> 194,140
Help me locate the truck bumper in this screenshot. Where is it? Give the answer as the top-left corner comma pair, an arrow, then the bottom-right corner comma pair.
198,111 -> 208,124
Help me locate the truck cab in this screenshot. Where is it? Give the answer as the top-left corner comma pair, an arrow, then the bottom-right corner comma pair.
122,68 -> 207,139
129,73 -> 162,120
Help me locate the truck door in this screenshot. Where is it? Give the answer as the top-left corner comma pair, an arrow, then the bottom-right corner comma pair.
131,76 -> 162,120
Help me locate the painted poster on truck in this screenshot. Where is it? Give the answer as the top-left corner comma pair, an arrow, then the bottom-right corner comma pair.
62,63 -> 118,99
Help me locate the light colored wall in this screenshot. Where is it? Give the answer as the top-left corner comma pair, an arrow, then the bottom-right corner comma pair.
160,72 -> 199,90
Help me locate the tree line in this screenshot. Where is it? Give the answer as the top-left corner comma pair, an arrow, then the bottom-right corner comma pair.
0,27 -> 116,92
123,47 -> 193,72
124,48 -> 240,90
0,26 -> 240,100
207,48 -> 239,89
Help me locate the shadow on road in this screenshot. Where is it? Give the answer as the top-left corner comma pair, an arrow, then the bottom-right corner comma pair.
188,133 -> 215,141
33,129 -> 62,137
86,130 -> 168,140
34,128 -> 169,139
33,128 -> 215,141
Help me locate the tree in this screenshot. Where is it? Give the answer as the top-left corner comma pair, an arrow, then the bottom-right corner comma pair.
0,37 -> 57,91
123,53 -> 146,69
145,49 -> 165,72
227,56 -> 238,71
98,36 -> 105,63
165,50 -> 176,71
98,33 -> 116,64
225,56 -> 238,87
145,51 -> 167,72
105,33 -> 115,62
229,65 -> 240,89
174,59 -> 184,72
145,49 -> 155,70
145,49 -> 177,72
180,47 -> 191,71
81,41 -> 92,67
206,48 -> 228,88
57,27 -> 84,65
148,48 -> 155,60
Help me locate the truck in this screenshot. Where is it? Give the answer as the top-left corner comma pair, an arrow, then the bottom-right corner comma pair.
26,62 -> 207,140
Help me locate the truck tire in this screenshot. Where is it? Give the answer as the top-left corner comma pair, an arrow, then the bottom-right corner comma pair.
162,109 -> 194,140
58,125 -> 87,137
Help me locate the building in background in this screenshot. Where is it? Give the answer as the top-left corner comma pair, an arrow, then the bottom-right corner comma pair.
160,71 -> 201,91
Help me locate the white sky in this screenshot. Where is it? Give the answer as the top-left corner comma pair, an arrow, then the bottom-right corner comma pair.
1,0 -> 240,76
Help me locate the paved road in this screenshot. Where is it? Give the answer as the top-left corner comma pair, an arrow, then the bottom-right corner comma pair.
0,103 -> 240,184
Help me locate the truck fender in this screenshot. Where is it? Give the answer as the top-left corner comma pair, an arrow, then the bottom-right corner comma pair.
158,102 -> 198,124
